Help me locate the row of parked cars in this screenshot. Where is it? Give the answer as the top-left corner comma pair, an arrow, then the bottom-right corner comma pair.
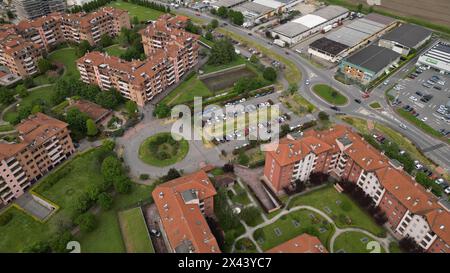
435,178 -> 450,195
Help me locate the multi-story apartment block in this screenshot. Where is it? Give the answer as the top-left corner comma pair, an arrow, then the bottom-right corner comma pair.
0,7 -> 130,77
152,170 -> 220,253
76,14 -> 199,106
0,28 -> 43,77
12,0 -> 66,20
263,125 -> 450,253
0,113 -> 75,205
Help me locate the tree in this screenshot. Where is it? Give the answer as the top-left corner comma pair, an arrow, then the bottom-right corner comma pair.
0,87 -> 16,105
210,19 -> 219,29
132,16 -> 140,25
318,111 -> 329,121
217,6 -> 228,18
280,124 -> 290,137
50,231 -> 73,253
86,119 -> 98,136
65,108 -> 89,135
204,31 -> 214,41
125,100 -> 138,118
7,10 -> 15,19
287,83 -> 298,94
99,34 -> 113,48
37,58 -> 54,74
75,213 -> 97,233
208,39 -> 236,65
230,11 -> 244,26
97,192 -> 113,210
95,90 -> 119,109
249,54 -> 259,64
101,156 -> 123,183
16,85 -> 28,98
76,40 -> 91,57
154,103 -> 171,118
23,77 -> 34,88
263,67 -> 277,82
357,3 -> 363,12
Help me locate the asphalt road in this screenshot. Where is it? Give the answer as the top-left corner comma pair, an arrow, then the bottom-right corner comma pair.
170,7 -> 450,172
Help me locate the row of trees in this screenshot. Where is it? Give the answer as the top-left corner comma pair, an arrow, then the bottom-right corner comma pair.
129,0 -> 171,13
70,0 -> 116,13
211,7 -> 244,26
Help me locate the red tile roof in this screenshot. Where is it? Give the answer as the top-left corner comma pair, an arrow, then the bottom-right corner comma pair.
266,234 -> 328,253
152,170 -> 220,253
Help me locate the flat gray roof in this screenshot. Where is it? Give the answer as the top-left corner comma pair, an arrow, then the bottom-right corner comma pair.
272,5 -> 348,38
233,2 -> 273,16
381,24 -> 432,48
345,44 -> 400,73
327,15 -> 390,47
213,0 -> 247,8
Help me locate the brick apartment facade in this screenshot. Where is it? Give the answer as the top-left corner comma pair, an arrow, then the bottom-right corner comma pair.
263,125 -> 450,253
0,7 -> 130,77
76,14 -> 199,106
0,113 -> 75,205
0,25 -> 44,77
152,170 -> 220,253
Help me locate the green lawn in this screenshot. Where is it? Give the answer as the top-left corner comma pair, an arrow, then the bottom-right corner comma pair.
0,124 -> 14,132
48,47 -> 79,78
108,0 -> 164,21
138,132 -> 189,167
218,28 -> 301,85
201,56 -> 246,74
254,209 -> 335,251
118,207 -> 154,253
288,186 -> 385,237
161,73 -> 213,106
77,183 -> 155,253
230,183 -> 251,206
0,206 -> 53,252
312,84 -> 348,106
369,102 -> 381,109
333,231 -> 385,253
3,85 -> 55,123
105,44 -> 126,57
281,93 -> 316,116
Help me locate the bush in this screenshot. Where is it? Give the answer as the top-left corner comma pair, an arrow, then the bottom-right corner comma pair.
75,213 -> 97,233
139,173 -> 149,180
97,192 -> 113,210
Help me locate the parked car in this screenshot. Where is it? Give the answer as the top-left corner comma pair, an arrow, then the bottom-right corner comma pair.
445,187 -> 450,195
354,99 -> 361,104
150,229 -> 161,237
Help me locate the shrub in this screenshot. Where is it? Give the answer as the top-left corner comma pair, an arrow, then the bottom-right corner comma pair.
139,174 -> 149,180
97,192 -> 113,210
75,213 -> 97,233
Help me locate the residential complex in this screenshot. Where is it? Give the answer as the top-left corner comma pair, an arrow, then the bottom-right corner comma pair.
12,0 -> 66,20
151,170 -> 220,253
263,125 -> 450,253
0,113 -> 75,205
77,14 -> 199,106
0,7 -> 131,77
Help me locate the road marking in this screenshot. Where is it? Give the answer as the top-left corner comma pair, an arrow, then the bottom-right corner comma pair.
423,143 -> 446,153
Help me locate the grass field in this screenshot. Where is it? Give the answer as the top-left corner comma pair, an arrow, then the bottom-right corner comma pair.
3,85 -> 55,124
118,207 -> 154,253
333,231 -> 386,253
312,84 -> 348,106
288,186 -> 385,237
105,44 -> 126,57
201,55 -> 247,74
77,183 -> 155,253
254,209 -> 335,251
138,132 -> 189,167
108,0 -> 164,21
281,93 -> 316,116
217,29 -> 301,85
161,73 -> 213,106
369,102 -> 381,109
48,47 -> 79,78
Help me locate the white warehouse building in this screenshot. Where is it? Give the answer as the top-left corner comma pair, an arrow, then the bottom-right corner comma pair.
417,40 -> 450,74
271,5 -> 349,45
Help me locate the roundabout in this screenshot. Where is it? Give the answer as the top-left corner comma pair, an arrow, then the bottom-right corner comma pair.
138,132 -> 189,167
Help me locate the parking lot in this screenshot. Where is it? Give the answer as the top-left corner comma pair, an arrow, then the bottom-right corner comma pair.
388,67 -> 450,135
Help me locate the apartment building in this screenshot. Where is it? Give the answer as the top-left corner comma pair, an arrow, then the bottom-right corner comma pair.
0,28 -> 43,77
263,125 -> 450,253
15,7 -> 131,49
76,14 -> 199,106
12,0 -> 66,20
152,170 -> 220,253
0,113 -> 75,205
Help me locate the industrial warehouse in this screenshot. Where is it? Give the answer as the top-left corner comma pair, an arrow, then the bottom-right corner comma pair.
417,40 -> 450,74
378,24 -> 432,56
308,13 -> 397,62
339,44 -> 401,85
271,5 -> 349,45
